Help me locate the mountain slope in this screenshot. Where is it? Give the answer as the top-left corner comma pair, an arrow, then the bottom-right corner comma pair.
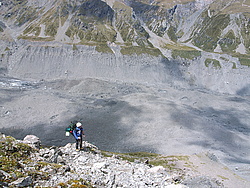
0,0 -> 250,95
1,0 -> 249,57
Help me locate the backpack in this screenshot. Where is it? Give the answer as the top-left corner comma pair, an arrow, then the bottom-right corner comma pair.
65,122 -> 76,136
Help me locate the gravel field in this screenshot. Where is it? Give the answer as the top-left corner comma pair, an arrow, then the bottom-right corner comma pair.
1,77 -> 250,185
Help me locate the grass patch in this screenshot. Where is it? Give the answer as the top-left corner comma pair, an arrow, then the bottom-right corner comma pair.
239,57 -> 250,66
64,178 -> 94,188
73,44 -> 78,51
220,57 -> 229,61
215,0 -> 250,14
0,135 -> 94,186
205,58 -> 221,69
232,62 -> 237,69
4,47 -> 10,51
18,35 -> 54,41
45,20 -> 59,37
162,42 -> 197,51
233,53 -> 250,67
167,26 -> 178,42
15,7 -> 38,26
23,25 -> 41,36
35,161 -> 62,170
217,175 -> 229,180
172,49 -> 201,60
219,30 -> 240,53
95,44 -> 113,54
154,0 -> 194,9
120,46 -> 162,56
66,23 -> 116,43
0,136 -> 37,181
193,14 -> 230,51
101,150 -> 191,173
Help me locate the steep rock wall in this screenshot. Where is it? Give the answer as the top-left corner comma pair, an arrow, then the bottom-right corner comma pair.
6,41 -> 186,86
5,41 -> 250,95
184,52 -> 250,95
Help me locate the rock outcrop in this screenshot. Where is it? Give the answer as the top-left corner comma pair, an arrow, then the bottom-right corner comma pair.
1,133 -> 226,187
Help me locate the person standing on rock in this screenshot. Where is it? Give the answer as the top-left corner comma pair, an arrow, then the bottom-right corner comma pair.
73,122 -> 85,151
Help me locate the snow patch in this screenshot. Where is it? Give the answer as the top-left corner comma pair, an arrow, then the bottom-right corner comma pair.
236,43 -> 246,54
214,43 -> 222,53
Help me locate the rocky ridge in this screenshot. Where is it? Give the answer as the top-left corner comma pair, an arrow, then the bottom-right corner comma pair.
0,133 -> 230,188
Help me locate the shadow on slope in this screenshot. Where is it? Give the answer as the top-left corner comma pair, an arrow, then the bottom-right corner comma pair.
170,104 -> 250,164
236,84 -> 250,96
69,98 -> 158,153
0,98 -> 157,154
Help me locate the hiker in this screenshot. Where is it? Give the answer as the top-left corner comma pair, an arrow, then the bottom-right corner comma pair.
73,122 -> 85,151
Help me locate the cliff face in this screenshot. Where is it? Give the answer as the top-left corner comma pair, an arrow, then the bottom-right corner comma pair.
1,40 -> 249,95
5,41 -> 188,88
0,0 -> 250,95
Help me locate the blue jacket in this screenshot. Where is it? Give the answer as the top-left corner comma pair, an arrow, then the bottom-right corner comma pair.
73,127 -> 84,139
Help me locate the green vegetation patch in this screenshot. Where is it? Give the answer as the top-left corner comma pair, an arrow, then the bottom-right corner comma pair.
233,54 -> 250,67
162,42 -> 196,51
94,24 -> 116,42
0,135 -> 94,186
116,20 -> 150,45
205,58 -> 221,69
23,25 -> 41,36
220,56 -> 229,61
95,44 -> 113,54
120,46 -> 162,56
154,0 -> 194,9
113,2 -> 150,46
4,47 -> 10,51
193,14 -> 230,52
45,20 -> 59,37
40,7 -> 60,37
15,7 -> 38,26
241,13 -> 250,53
232,62 -> 237,69
35,161 -> 62,171
219,30 -> 240,53
73,44 -> 78,51
167,26 -> 178,42
239,57 -> 250,66
18,35 -> 54,41
0,136 -> 37,181
66,21 -> 116,43
101,150 -> 191,173
172,49 -> 201,60
217,175 -> 229,180
113,1 -> 133,16
64,179 -> 94,188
